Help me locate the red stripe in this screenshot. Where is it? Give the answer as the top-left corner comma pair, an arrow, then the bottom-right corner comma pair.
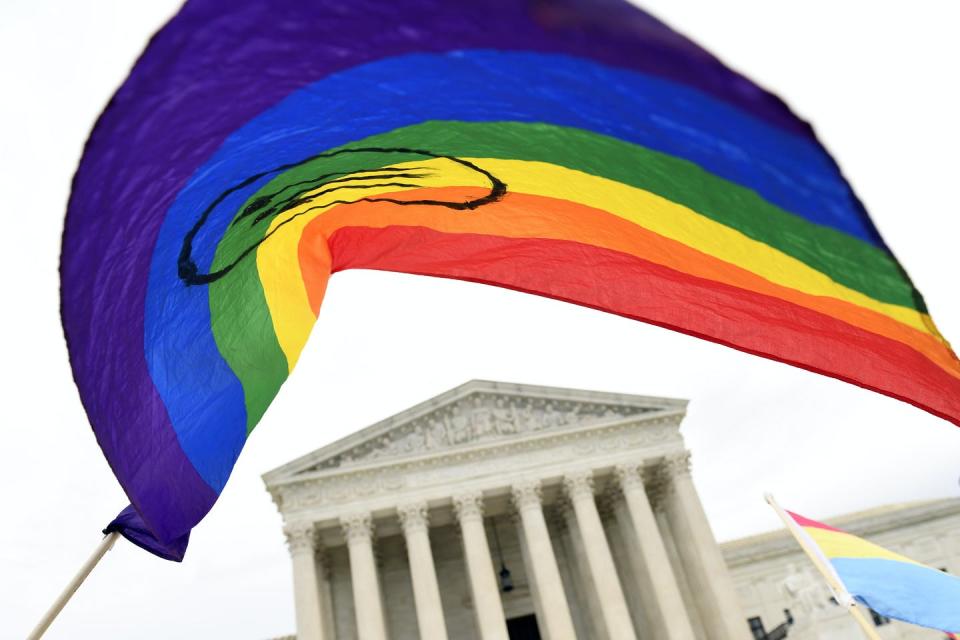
786,511 -> 842,532
327,225 -> 960,426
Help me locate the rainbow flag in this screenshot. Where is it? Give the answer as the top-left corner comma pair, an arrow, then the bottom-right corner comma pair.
60,0 -> 960,556
786,509 -> 960,632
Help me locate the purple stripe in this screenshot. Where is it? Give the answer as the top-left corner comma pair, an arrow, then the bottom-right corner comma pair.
60,0 -> 814,541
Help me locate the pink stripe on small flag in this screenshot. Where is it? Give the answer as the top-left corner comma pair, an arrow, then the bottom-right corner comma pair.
786,510 -> 842,532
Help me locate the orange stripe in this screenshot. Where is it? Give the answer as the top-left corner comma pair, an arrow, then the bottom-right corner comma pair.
298,226 -> 332,317
296,186 -> 959,378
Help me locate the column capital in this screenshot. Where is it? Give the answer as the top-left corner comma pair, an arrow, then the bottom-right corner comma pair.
397,501 -> 430,535
453,490 -> 485,523
646,468 -> 673,513
663,451 -> 692,478
284,521 -> 319,556
646,452 -> 692,511
341,512 -> 374,544
563,469 -> 595,501
511,478 -> 543,512
595,490 -> 618,520
614,462 -> 645,491
515,481 -> 579,639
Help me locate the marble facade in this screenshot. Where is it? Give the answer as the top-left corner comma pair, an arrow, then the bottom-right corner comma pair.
263,381 -> 749,639
265,381 -> 960,639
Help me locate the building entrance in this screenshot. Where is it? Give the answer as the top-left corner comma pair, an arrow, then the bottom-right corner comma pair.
506,614 -> 541,639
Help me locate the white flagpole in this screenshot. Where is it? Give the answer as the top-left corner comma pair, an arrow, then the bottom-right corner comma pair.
26,531 -> 121,640
764,493 -> 882,640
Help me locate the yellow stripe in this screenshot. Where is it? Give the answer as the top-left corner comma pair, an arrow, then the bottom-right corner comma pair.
479,158 -> 931,334
255,205 -> 324,372
255,157 -> 493,369
256,157 -> 934,366
804,526 -> 923,566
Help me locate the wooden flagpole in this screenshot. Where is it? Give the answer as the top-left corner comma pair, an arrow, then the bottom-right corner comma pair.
765,493 -> 882,640
26,531 -> 121,640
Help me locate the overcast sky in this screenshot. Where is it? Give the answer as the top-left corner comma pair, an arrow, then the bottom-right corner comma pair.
2,1 -> 959,638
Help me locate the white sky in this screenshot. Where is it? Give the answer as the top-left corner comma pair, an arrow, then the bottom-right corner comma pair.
2,1 -> 959,638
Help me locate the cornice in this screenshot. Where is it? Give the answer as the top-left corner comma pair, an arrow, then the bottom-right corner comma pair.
268,418 -> 685,519
263,380 -> 686,486
268,410 -> 685,505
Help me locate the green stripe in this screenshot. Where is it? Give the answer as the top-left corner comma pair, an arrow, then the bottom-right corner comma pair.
208,250 -> 287,434
349,121 -> 923,312
208,120 -> 927,428
208,150 -> 432,432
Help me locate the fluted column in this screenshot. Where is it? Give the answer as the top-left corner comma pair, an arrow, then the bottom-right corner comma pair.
284,522 -> 329,640
564,471 -> 637,640
512,479 -> 577,640
614,463 -> 696,640
658,453 -> 749,640
341,512 -> 389,640
453,492 -> 509,640
398,502 -> 448,640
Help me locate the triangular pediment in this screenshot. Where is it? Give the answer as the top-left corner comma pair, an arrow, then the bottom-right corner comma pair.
264,380 -> 686,483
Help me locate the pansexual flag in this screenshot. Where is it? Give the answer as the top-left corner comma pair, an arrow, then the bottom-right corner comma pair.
60,0 -> 960,554
786,510 -> 960,632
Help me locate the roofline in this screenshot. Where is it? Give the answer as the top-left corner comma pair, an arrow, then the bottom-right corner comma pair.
262,379 -> 687,484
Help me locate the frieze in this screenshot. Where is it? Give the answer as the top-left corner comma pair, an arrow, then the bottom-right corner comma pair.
307,392 -> 658,471
571,422 -> 677,455
279,470 -> 407,512
273,418 -> 682,515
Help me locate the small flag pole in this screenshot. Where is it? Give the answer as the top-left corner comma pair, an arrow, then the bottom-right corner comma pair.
764,494 -> 882,640
26,531 -> 121,640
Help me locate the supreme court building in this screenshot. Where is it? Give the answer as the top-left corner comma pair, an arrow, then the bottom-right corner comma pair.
263,380 -> 747,639
263,381 -> 960,640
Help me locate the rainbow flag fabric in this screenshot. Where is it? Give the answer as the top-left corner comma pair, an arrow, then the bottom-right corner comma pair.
60,0 -> 960,556
787,510 -> 960,632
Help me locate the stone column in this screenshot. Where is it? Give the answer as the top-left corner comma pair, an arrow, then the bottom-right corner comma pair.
614,463 -> 696,640
398,502 -> 448,640
284,522 -> 329,640
453,491 -> 510,640
658,453 -> 749,640
512,479 -> 577,640
556,502 -> 609,640
563,471 -> 637,640
341,512 -> 389,640
512,511 -> 550,638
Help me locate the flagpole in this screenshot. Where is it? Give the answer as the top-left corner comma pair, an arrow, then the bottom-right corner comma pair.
764,494 -> 882,640
26,531 -> 121,640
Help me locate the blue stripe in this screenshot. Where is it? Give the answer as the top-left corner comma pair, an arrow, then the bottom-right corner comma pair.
145,180 -> 253,493
290,50 -> 882,244
148,49 -> 886,490
833,557 -> 960,632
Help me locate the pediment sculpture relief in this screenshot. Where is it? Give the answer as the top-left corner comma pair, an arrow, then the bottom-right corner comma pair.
312,393 -> 657,470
